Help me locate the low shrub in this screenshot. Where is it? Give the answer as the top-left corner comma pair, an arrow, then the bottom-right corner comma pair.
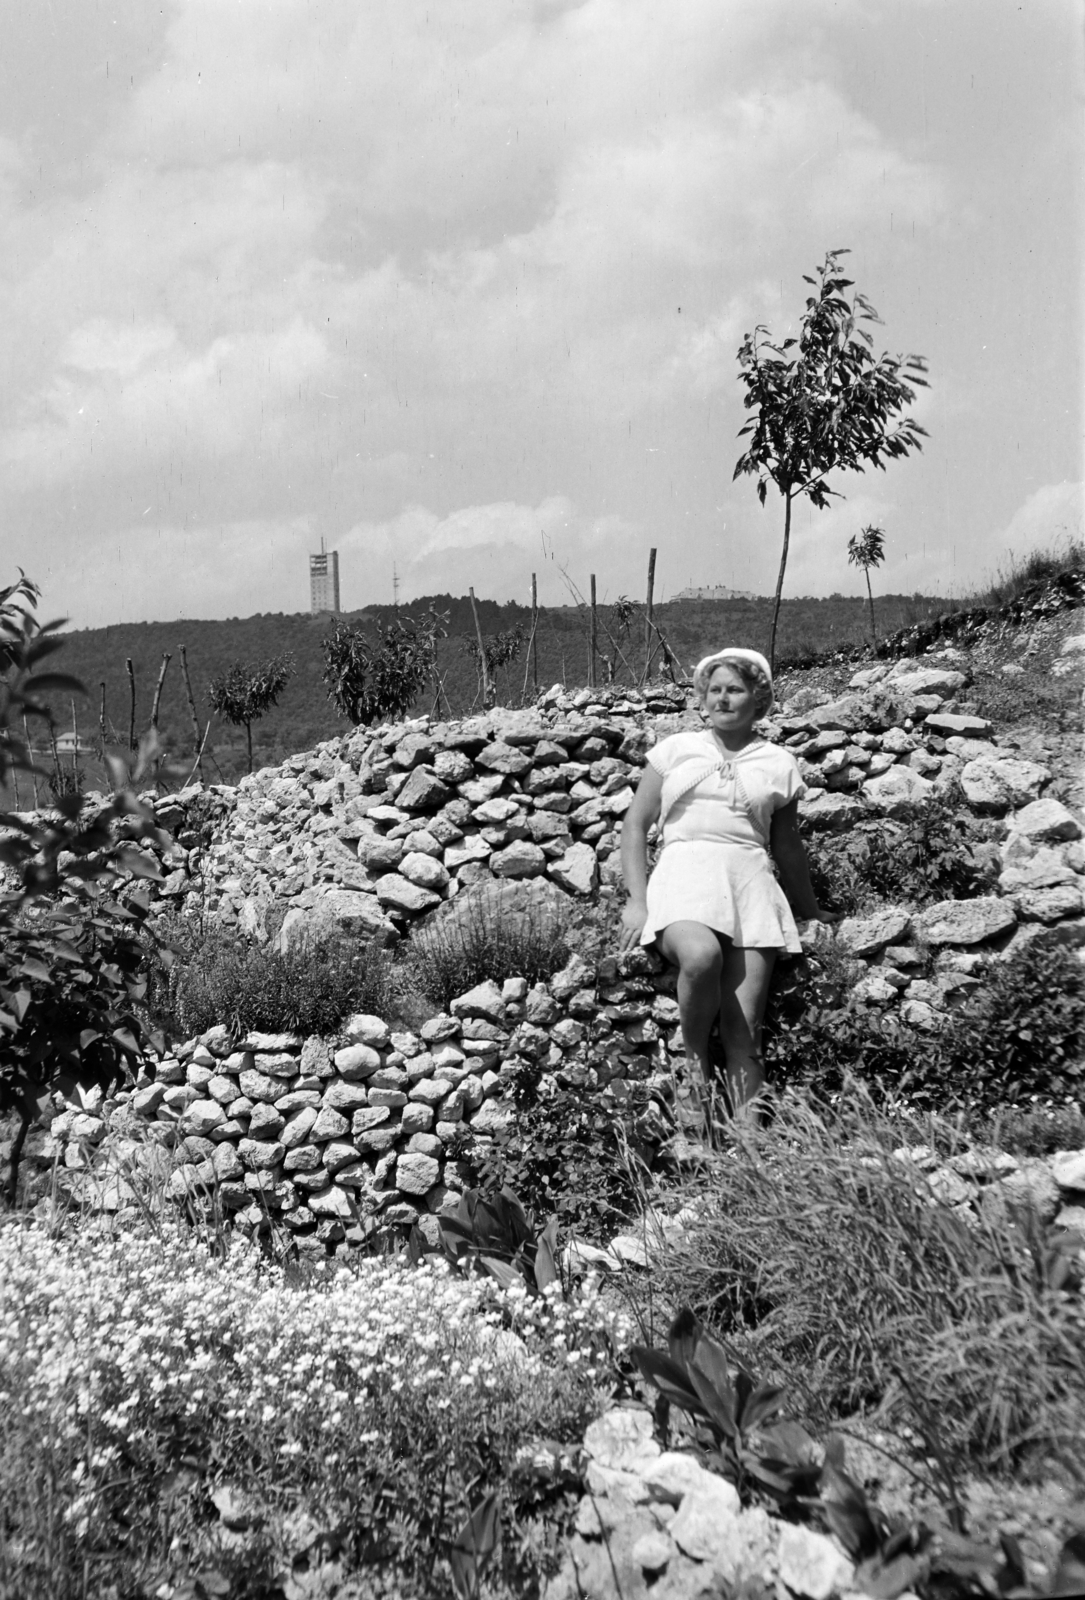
406,884 -> 570,1010
642,1090 -> 1085,1476
803,801 -> 991,916
974,1102 -> 1085,1158
904,932 -> 1085,1113
149,919 -> 398,1040
464,1059 -> 657,1240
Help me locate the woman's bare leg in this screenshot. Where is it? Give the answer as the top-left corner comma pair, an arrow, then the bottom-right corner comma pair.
657,921 -> 724,1129
717,944 -> 776,1115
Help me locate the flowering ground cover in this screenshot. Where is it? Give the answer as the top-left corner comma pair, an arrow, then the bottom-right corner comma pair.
0,1213 -> 630,1599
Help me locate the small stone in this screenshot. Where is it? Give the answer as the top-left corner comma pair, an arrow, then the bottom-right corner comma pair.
670,1476 -> 741,1563
246,1104 -> 285,1140
837,907 -> 911,956
1014,884 -> 1083,922
631,1531 -> 673,1573
238,1139 -> 285,1171
925,711 -> 993,737
396,766 -> 451,811
310,1106 -> 351,1141
475,741 -> 532,776
395,1152 -> 440,1195
321,1082 -> 370,1113
450,980 -> 506,1021
583,1409 -> 660,1472
862,766 -> 935,816
1052,1150 -> 1085,1191
777,1523 -> 855,1600
334,1043 -> 383,1080
401,1103 -> 435,1134
548,841 -> 598,896
344,1014 -> 392,1049
306,1185 -> 355,1219
374,873 -> 442,913
409,1077 -> 452,1106
490,840 -> 547,879
184,1099 -> 226,1135
399,851 -> 451,892
1013,798 -> 1082,843
351,1106 -> 391,1133
913,897 -> 1017,946
406,1133 -> 443,1158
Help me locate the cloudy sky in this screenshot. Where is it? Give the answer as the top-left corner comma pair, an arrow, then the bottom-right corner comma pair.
2,0 -> 1081,627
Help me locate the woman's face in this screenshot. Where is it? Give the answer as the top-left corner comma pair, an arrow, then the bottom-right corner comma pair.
703,664 -> 759,735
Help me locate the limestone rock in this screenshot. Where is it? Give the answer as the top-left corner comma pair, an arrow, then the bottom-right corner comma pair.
548,842 -> 599,896
861,766 -> 934,816
583,1409 -> 661,1473
306,1184 -> 355,1219
777,1524 -> 854,1600
1052,1150 -> 1085,1191
321,1082 -> 370,1114
1013,798 -> 1082,843
797,791 -> 864,831
670,1475 -> 742,1563
450,979 -> 506,1021
925,711 -> 993,737
837,907 -> 911,957
475,741 -> 532,776
374,872 -> 442,913
395,1152 -> 441,1195
277,889 -> 395,952
804,695 -> 866,732
399,850 -> 451,891
490,840 -> 547,879
444,834 -> 492,870
888,666 -> 967,698
184,1099 -> 225,1135
913,897 -> 1016,946
996,1159 -> 1061,1221
396,766 -> 451,811
333,1043 -> 383,1079
344,1013 -> 392,1049
1014,883 -> 1083,922
999,846 -> 1077,892
961,756 -> 1048,812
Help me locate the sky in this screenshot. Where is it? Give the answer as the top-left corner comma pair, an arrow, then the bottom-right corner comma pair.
1,0 -> 1082,628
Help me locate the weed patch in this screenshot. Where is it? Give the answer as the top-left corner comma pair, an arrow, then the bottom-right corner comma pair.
802,801 -> 992,917
640,1091 -> 1085,1478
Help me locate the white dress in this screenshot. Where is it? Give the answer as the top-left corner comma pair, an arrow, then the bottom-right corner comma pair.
639,731 -> 805,954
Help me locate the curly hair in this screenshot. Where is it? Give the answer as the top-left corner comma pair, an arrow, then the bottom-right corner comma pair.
692,653 -> 773,716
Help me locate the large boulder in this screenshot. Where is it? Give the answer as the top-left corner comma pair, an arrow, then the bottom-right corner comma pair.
1012,798 -> 1082,843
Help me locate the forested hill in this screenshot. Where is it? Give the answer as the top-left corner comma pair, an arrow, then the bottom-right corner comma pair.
46,589 -> 953,787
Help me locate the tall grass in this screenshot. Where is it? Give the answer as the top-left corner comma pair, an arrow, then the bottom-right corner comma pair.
640,1089 -> 1085,1480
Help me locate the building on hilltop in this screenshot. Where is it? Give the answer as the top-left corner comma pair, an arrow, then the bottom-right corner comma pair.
309,541 -> 340,614
671,583 -> 761,601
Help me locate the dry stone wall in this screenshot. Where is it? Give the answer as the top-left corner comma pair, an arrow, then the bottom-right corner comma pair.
41,651 -> 1085,1244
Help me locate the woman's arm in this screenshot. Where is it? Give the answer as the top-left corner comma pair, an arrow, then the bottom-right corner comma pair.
769,799 -> 827,922
618,765 -> 664,949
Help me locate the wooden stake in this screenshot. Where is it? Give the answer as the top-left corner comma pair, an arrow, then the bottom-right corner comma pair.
150,651 -> 172,732
468,587 -> 494,708
531,572 -> 538,694
70,699 -> 80,784
98,682 -> 107,756
589,574 -> 597,689
520,606 -> 540,705
125,657 -> 137,751
643,547 -> 657,684
23,715 -> 39,807
179,645 -> 204,777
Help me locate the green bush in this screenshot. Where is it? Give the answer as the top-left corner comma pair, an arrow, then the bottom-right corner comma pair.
642,1090 -> 1085,1475
974,1103 -> 1085,1158
803,801 -> 991,917
406,884 -> 570,1010
904,933 -> 1085,1113
150,920 -> 398,1040
764,933 -> 1085,1116
464,1058 -> 656,1240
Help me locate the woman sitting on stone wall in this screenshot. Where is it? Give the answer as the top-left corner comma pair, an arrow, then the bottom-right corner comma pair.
619,648 -> 831,1128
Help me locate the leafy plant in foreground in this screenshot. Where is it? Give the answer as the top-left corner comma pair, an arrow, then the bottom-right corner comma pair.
1,574 -> 170,1203
630,1308 -> 820,1506
436,1186 -> 562,1296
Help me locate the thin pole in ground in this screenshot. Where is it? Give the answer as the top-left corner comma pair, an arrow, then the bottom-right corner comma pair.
125,657 -> 137,750
642,547 -> 657,684
469,587 -> 494,707
589,574 -> 597,689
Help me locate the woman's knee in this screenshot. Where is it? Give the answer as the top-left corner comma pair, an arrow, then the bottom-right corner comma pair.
663,924 -> 724,983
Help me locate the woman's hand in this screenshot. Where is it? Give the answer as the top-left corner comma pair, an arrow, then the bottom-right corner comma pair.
619,899 -> 648,951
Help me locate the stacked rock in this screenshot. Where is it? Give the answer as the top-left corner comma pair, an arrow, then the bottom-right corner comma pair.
45,952 -> 683,1249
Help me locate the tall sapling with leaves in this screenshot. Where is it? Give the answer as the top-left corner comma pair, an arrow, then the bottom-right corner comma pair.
733,249 -> 928,670
207,654 -> 294,774
848,524 -> 887,645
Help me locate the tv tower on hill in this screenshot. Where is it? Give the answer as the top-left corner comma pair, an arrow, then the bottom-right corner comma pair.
309,538 -> 340,614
